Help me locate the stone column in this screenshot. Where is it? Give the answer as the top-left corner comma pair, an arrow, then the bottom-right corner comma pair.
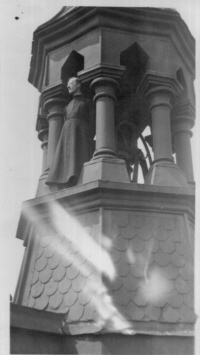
44,98 -> 66,169
37,114 -> 48,173
91,77 -> 117,158
147,86 -> 174,163
35,82 -> 68,196
77,64 -> 130,184
137,71 -> 188,187
171,101 -> 195,183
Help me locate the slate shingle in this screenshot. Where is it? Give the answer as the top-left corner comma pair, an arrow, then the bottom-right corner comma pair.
122,249 -> 137,264
145,216 -> 160,230
154,249 -> 170,266
167,289 -> 183,308
163,304 -> 180,323
31,281 -> 44,298
68,301 -> 84,321
39,265 -> 52,283
35,256 -> 48,272
111,276 -> 122,290
153,226 -> 168,241
44,280 -> 58,296
53,264 -> 66,282
170,228 -> 180,242
179,304 -> 196,322
111,248 -> 121,263
175,242 -> 184,256
160,238 -> 176,254
129,236 -> 145,252
174,276 -> 190,294
113,211 -> 129,227
145,238 -> 160,253
130,260 -> 145,278
122,223 -> 136,239
40,236 -> 53,248
127,301 -> 145,320
36,246 -> 44,259
48,253 -> 61,269
49,290 -> 63,310
58,277 -> 72,294
133,289 -> 148,306
31,270 -> 39,285
27,295 -> 35,308
35,292 -> 49,310
78,289 -> 92,306
66,265 -> 80,280
114,286 -> 131,306
122,273 -> 139,291
183,292 -> 194,308
170,251 -> 185,267
137,224 -> 152,241
64,288 -> 78,307
114,234 -> 128,251
145,304 -> 161,321
160,217 -> 177,230
72,274 -> 87,292
81,302 -> 94,321
116,259 -> 129,277
162,263 -> 179,280
43,245 -> 55,258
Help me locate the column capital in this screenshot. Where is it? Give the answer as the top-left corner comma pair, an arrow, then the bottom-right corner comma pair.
171,100 -> 195,127
36,114 -> 48,133
90,77 -> 118,103
137,71 -> 183,99
78,64 -> 125,84
41,80 -> 69,112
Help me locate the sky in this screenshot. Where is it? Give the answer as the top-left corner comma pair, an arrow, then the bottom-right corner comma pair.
0,0 -> 199,353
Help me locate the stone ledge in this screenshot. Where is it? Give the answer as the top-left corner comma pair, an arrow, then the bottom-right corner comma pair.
11,304 -> 194,354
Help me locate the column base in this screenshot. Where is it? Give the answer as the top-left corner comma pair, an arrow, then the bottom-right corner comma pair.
145,162 -> 188,187
78,157 -> 130,185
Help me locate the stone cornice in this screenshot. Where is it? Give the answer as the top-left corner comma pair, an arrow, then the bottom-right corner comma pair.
137,71 -> 183,99
78,64 -> 125,84
28,7 -> 195,92
16,180 -> 195,247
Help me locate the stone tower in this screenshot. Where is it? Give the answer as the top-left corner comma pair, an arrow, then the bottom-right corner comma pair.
11,7 -> 195,355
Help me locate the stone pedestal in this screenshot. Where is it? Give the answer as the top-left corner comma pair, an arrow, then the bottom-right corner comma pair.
78,157 -> 130,184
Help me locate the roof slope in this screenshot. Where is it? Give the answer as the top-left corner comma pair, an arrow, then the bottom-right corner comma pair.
27,210 -> 195,333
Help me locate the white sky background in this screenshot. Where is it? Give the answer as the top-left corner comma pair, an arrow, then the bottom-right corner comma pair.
0,0 -> 200,353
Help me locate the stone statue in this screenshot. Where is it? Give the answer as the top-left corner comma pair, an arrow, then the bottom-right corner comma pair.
46,77 -> 91,187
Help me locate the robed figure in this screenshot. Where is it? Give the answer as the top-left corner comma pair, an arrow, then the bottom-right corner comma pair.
46,77 -> 92,187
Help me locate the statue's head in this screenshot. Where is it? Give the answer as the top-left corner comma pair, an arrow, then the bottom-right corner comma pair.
67,77 -> 81,95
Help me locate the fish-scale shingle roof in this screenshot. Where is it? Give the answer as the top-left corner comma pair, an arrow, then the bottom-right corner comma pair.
110,211 -> 195,324
27,210 -> 195,328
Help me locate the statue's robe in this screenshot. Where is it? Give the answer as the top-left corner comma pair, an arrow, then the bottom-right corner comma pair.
46,94 -> 91,186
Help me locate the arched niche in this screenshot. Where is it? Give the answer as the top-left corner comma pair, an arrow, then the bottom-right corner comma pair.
115,43 -> 150,142
120,42 -> 149,95
176,68 -> 188,103
61,50 -> 84,85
